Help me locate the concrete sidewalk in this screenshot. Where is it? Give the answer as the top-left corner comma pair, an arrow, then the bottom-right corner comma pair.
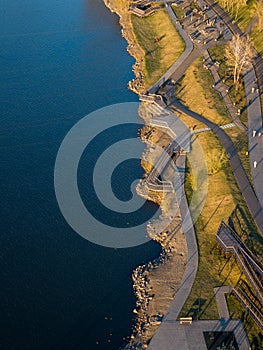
214,286 -> 233,321
147,154 -> 199,349
147,319 -> 250,350
201,0 -> 263,210
170,97 -> 263,235
244,67 -> 263,209
203,50 -> 247,133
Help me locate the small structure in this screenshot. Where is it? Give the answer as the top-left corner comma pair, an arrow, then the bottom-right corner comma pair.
179,317 -> 192,325
129,0 -> 160,18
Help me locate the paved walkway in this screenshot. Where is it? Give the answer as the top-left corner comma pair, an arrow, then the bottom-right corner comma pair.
201,0 -> 263,211
214,286 -> 232,321
148,154 -> 199,349
148,319 -> 250,350
243,68 -> 263,209
142,2 -> 263,349
202,0 -> 263,117
203,50 -> 247,133
169,97 -> 263,236
148,3 -> 193,94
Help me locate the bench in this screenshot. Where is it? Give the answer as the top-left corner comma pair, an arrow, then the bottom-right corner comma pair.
179,317 -> 192,325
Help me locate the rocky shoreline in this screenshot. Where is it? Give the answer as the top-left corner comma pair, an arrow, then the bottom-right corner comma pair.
103,1 -> 188,349
103,0 -> 145,94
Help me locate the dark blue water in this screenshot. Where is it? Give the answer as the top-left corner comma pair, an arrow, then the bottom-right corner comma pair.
0,1 -> 160,349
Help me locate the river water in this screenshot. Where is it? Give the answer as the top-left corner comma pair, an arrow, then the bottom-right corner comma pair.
0,0 -> 161,349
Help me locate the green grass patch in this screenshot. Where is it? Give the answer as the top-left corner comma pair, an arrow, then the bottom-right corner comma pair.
180,130 -> 261,330
131,10 -> 185,88
216,0 -> 263,59
150,2 -> 165,9
224,127 -> 252,186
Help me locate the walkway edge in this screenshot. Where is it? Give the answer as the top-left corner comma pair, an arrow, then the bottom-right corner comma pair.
148,4 -> 194,94
148,155 -> 198,349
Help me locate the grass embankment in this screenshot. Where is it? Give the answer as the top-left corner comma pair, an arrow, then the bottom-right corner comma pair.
251,27 -> 263,55
176,56 -> 231,125
174,55 -> 262,344
181,131 -> 245,320
224,127 -> 252,184
131,10 -> 185,88
183,134 -> 262,349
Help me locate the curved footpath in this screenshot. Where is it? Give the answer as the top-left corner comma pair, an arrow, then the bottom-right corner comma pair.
169,97 -> 263,235
199,0 -> 263,211
147,155 -> 198,350
146,2 -> 263,349
161,0 -> 263,226
148,1 -> 230,94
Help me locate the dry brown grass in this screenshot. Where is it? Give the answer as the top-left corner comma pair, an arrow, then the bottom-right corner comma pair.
174,55 -> 250,320
181,131 -> 246,320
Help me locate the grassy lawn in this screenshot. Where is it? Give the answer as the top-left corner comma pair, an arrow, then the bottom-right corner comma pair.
251,28 -> 263,54
175,56 -> 231,125
131,10 -> 185,88
173,54 -> 262,342
181,131 -> 245,320
173,108 -> 207,132
181,130 -> 263,346
224,127 -> 252,185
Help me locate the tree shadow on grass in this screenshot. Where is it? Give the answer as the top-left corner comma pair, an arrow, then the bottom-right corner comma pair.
186,298 -> 207,319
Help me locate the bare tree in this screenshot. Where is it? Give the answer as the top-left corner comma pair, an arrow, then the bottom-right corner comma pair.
225,34 -> 253,90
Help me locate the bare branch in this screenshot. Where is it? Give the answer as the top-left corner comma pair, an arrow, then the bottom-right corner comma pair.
225,34 -> 253,88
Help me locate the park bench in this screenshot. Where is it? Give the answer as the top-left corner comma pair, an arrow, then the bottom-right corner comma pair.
179,317 -> 192,325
